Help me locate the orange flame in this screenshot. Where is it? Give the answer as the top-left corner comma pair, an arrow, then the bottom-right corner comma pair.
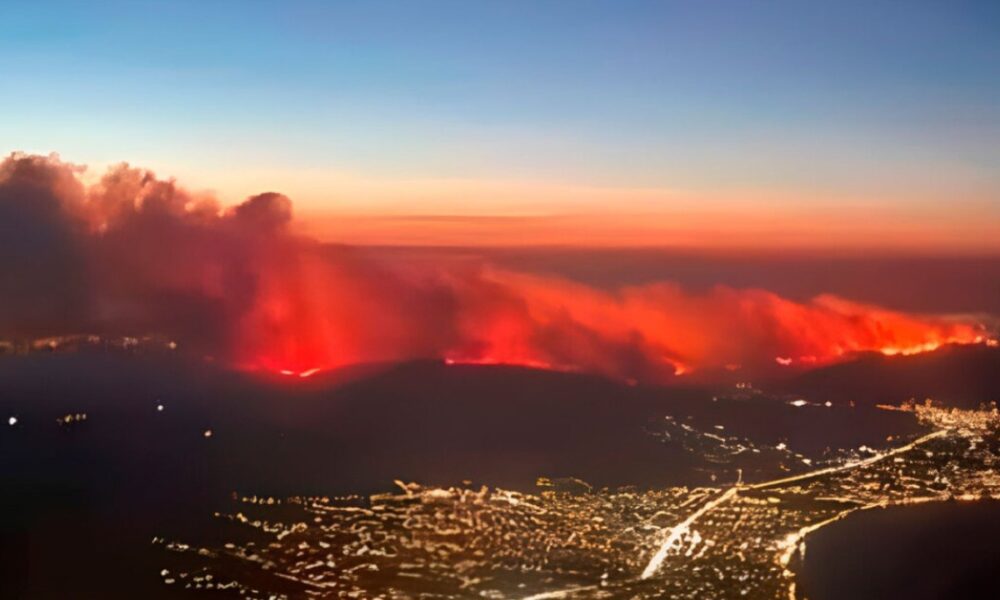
236,265 -> 988,383
2,154 -> 985,384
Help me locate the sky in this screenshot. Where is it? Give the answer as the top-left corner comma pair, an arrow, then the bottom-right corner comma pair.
1,0 -> 998,250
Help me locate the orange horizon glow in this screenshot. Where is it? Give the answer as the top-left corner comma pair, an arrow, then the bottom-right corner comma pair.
48,155 -> 1000,254
291,209 -> 1000,254
105,160 -> 998,254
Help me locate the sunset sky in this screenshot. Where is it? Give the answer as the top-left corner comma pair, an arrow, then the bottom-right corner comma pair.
2,0 -> 998,250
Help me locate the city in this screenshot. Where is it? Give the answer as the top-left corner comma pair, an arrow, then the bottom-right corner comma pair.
155,399 -> 1000,599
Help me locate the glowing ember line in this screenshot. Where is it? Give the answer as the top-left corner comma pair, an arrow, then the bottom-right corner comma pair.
443,356 -> 557,370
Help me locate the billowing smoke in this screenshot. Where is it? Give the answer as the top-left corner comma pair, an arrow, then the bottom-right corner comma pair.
0,153 -> 988,382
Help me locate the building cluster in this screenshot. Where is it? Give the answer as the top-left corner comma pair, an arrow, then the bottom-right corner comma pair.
0,334 -> 177,356
154,400 -> 1000,599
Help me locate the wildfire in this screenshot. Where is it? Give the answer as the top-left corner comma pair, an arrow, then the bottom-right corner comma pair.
240,266 -> 989,383
3,154 -> 987,385
879,335 -> 988,357
443,356 -> 557,370
270,367 -> 322,378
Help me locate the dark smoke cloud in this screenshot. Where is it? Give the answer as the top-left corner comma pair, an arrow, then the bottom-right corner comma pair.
0,154 -> 90,336
0,155 -> 279,351
0,152 -> 989,382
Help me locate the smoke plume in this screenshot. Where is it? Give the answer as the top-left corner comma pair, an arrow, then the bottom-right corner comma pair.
0,153 -> 988,382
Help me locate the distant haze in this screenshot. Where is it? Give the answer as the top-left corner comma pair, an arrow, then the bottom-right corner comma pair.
358,246 -> 1000,316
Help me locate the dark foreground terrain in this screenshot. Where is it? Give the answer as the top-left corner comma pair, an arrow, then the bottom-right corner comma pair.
1,347 -> 998,598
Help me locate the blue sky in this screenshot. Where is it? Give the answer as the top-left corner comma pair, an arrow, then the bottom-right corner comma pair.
0,0 -> 997,237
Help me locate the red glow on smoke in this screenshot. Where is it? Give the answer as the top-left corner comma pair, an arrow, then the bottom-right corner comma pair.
236,265 -> 988,383
0,153 -> 989,385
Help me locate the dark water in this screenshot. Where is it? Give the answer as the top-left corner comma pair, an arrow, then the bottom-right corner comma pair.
797,500 -> 1000,600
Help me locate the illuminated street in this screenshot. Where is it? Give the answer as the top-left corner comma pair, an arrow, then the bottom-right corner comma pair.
157,401 -> 1000,599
